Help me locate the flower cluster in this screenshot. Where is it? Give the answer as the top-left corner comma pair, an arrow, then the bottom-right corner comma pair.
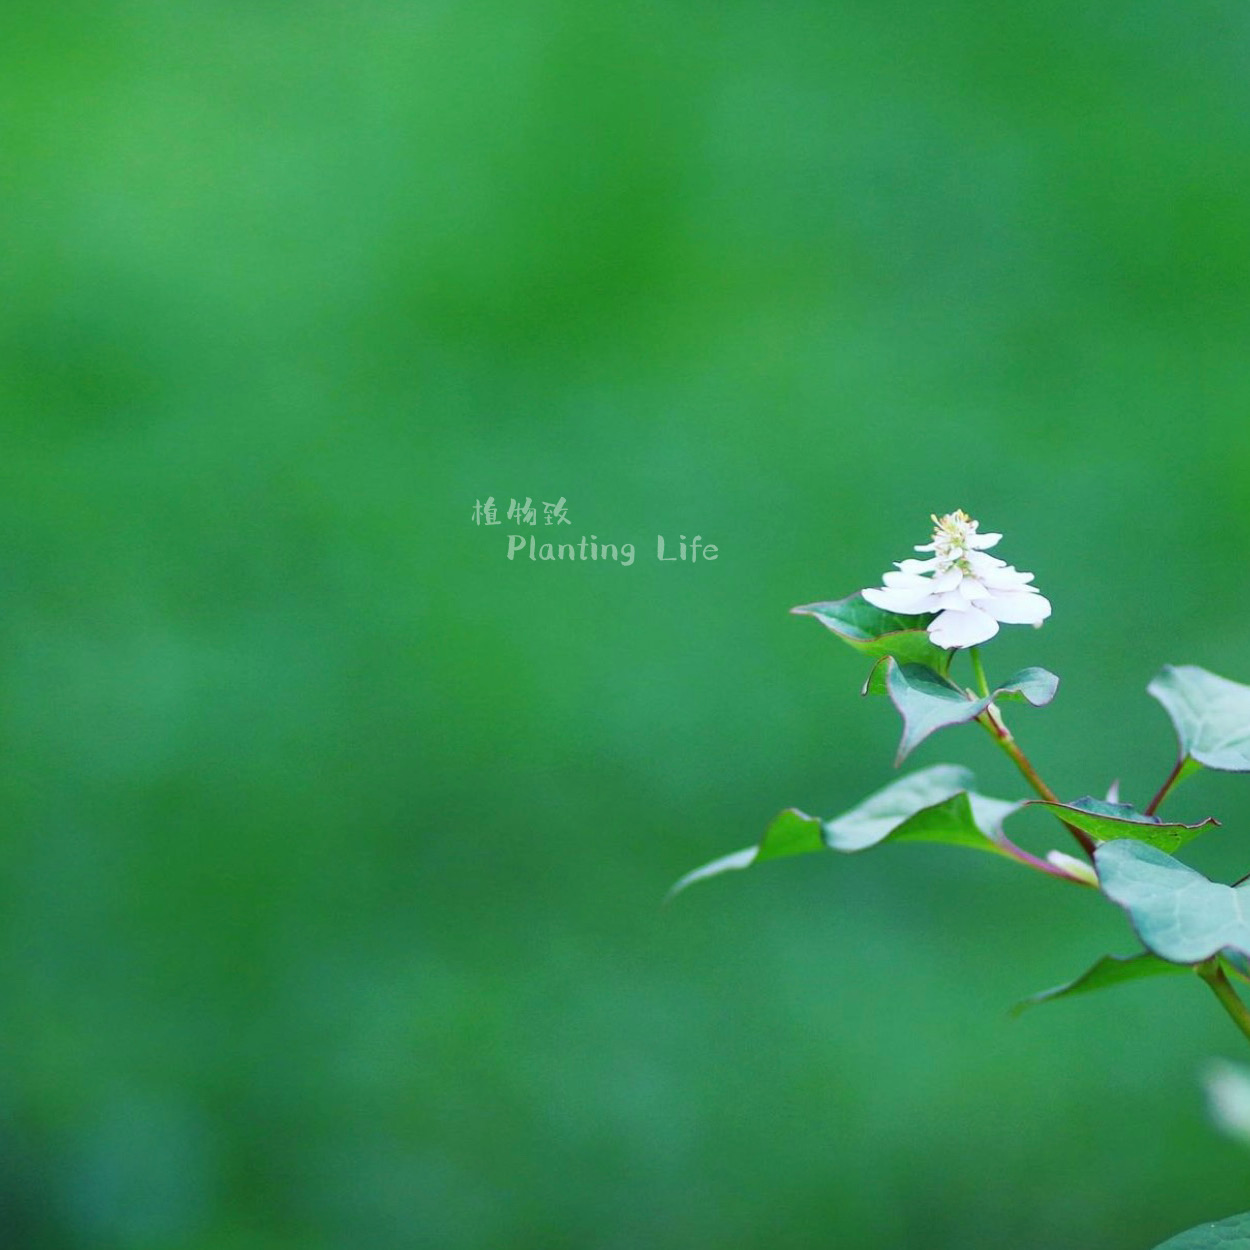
862,509 -> 1050,649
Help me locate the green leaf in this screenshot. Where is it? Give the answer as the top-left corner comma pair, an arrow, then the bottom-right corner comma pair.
1225,952 -> 1250,984
1149,1210 -> 1250,1249
668,765 -> 1021,897
1095,840 -> 1250,964
994,669 -> 1062,704
884,661 -> 1058,764
824,763 -> 1020,852
666,808 -> 825,899
792,594 -> 947,681
1149,664 -> 1250,772
1029,796 -> 1218,854
1012,951 -> 1190,1015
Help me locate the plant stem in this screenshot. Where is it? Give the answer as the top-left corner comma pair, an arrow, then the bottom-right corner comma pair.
996,836 -> 1097,886
969,646 -> 990,698
995,729 -> 1061,803
975,708 -> 1097,859
1145,756 -> 1187,816
1199,960 -> 1250,1047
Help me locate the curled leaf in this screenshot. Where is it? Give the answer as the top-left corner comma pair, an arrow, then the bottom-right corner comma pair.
1012,951 -> 1188,1015
668,765 -> 1020,898
792,594 -> 946,678
1030,797 -> 1218,855
881,660 -> 1057,764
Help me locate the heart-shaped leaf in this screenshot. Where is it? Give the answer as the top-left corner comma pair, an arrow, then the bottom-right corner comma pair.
792,594 -> 947,678
883,661 -> 1058,764
1095,840 -> 1250,964
1149,1210 -> 1250,1249
1012,951 -> 1189,1015
1149,664 -> 1250,772
668,764 -> 1020,897
1030,796 -> 1218,854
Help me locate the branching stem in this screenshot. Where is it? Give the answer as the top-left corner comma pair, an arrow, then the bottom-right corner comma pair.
996,836 -> 1096,886
1145,756 -> 1187,816
975,707 -> 1097,860
1199,960 -> 1250,1047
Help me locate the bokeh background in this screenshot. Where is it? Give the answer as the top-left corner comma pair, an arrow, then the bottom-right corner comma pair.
4,2 -> 1250,1247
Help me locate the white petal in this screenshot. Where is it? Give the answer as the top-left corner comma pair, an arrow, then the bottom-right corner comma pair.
895,558 -> 938,574
862,586 -> 942,614
982,590 -> 1051,625
929,588 -> 972,611
927,605 -> 1000,649
957,577 -> 992,602
882,570 -> 932,590
927,567 -> 963,592
976,560 -> 1035,590
967,531 -> 1002,550
965,551 -> 1008,576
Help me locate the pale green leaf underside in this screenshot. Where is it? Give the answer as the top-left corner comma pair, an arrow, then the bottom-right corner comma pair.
825,763 -> 1019,851
1095,840 -> 1250,964
1149,664 -> 1250,772
1030,797 -> 1218,854
792,594 -> 947,678
1226,952 -> 1250,983
883,661 -> 1058,763
1012,951 -> 1189,1015
1150,1210 -> 1250,1249
668,765 -> 1019,897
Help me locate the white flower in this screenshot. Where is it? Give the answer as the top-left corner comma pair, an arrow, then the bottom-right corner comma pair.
861,509 -> 1051,649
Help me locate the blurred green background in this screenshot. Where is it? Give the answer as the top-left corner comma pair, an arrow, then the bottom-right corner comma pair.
4,2 -> 1250,1247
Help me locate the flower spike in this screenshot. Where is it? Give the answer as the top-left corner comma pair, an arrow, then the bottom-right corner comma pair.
862,510 -> 1050,649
